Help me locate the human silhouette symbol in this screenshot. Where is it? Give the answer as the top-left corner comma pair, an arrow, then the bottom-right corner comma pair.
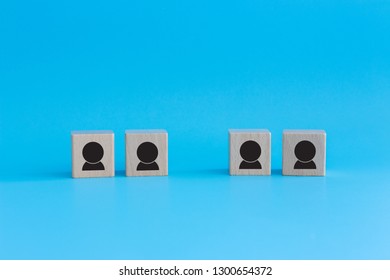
239,140 -> 262,169
294,140 -> 317,169
82,142 -> 105,171
136,142 -> 159,171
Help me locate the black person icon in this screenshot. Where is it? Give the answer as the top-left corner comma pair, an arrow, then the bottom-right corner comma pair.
136,142 -> 159,171
294,140 -> 317,169
239,140 -> 262,169
82,142 -> 105,171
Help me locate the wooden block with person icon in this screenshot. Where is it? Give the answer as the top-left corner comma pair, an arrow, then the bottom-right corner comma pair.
125,130 -> 168,176
229,129 -> 271,176
71,130 -> 115,178
282,130 -> 326,176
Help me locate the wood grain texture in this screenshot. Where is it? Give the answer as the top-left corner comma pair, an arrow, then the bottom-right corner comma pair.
229,129 -> 271,176
282,130 -> 326,176
125,130 -> 168,177
71,131 -> 115,178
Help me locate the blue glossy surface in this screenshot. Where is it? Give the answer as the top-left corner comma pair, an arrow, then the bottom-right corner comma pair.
1,0 -> 390,259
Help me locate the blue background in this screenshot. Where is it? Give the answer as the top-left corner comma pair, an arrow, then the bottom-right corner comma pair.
1,0 -> 390,259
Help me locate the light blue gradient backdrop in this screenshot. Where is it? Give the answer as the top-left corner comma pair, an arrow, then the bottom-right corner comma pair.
1,0 -> 390,259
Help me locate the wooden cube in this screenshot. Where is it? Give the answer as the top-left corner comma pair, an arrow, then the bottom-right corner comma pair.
282,130 -> 326,176
125,130 -> 168,176
71,131 -> 115,178
229,129 -> 271,176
